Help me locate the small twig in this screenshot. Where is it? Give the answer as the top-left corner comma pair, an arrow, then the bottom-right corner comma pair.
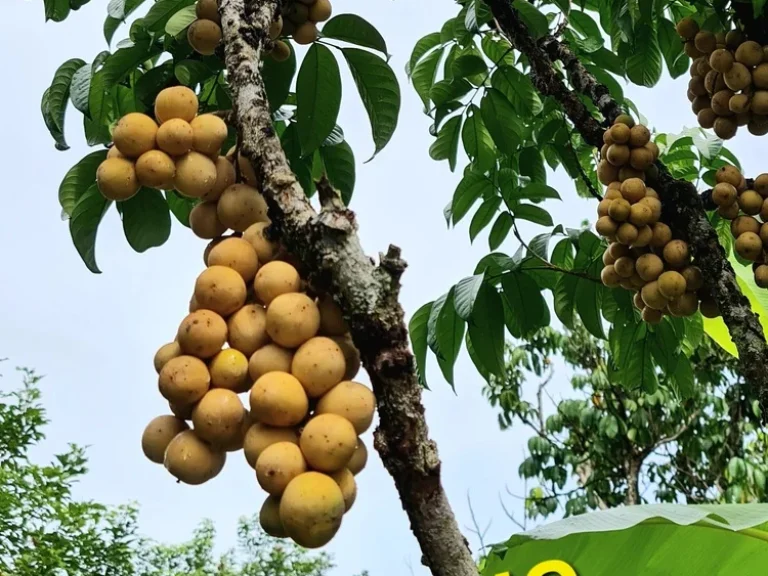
316,174 -> 346,212
498,493 -> 526,531
465,492 -> 491,554
563,117 -> 603,201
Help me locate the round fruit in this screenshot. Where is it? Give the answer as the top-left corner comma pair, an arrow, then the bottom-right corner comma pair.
254,261 -> 301,305
613,256 -> 635,278
716,165 -> 742,186
154,341 -> 182,373
135,150 -> 175,189
755,173 -> 768,197
227,304 -> 269,358
650,222 -> 672,248
629,147 -> 654,171
293,21 -> 318,45
724,63 -> 751,91
308,0 -> 332,21
697,57 -> 712,76
597,160 -> 619,185
735,231 -> 763,261
602,250 -> 616,266
658,270 -> 687,299
719,201 -> 740,219
266,293 -> 321,348
190,114 -> 228,156
286,2 -> 309,23
177,309 -> 228,359
107,145 -> 125,159
188,19 -> 222,55
639,197 -> 662,222
629,203 -> 653,226
192,388 -> 246,447
174,151 -> 218,198
755,265 -> 768,288
609,123 -> 631,144
684,41 -> 704,59
635,253 -> 664,282
700,297 -> 720,318
169,400 -> 194,421
316,381 -> 375,434
347,438 -> 368,475
621,178 -> 646,203
712,182 -> 737,206
697,108 -> 716,129
726,30 -> 744,49
244,422 -> 300,468
681,266 -> 704,292
269,15 -> 283,39
156,118 -> 194,156
96,157 -> 140,200
291,337 -> 346,398
633,225 -> 653,248
691,95 -> 710,114
601,265 -> 621,287
711,89 -> 734,115
608,199 -> 631,222
642,307 -> 663,324
279,472 -> 345,548
249,343 -> 294,382
331,335 -> 361,381
236,151 -> 259,186
318,295 -> 347,336
243,222 -> 278,264
196,0 -> 220,23
732,215 -> 761,237
164,430 -> 225,485
217,184 -> 270,231
299,413 -> 357,472
260,495 -> 287,538
194,265 -> 247,317
710,48 -> 734,73
663,239 -> 690,267
736,40 -> 763,66
641,281 -> 669,311
201,156 -> 236,203
158,355 -> 211,405
190,201 -> 227,239
606,144 -> 630,166
330,468 -> 356,512
761,222 -> 768,245
694,31 -> 716,54
141,415 -> 189,464
739,190 -> 763,216
729,93 -> 751,114
689,76 -> 707,97
608,242 -> 630,259
749,119 -> 768,136
250,371 -> 309,427
155,86 -> 198,123
713,117 -> 737,139
616,222 -> 639,245
676,18 -> 699,40
668,292 -> 699,317
597,198 -> 613,217
112,113 -> 158,158
207,237 -> 259,282
633,292 -> 645,310
209,348 -> 250,392
256,442 -> 307,496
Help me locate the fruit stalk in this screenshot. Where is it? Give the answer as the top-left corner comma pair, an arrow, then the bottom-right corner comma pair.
218,0 -> 477,574
487,0 -> 768,416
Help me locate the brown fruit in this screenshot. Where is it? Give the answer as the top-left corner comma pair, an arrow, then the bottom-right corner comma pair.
658,270 -> 687,299
736,111 -> 751,126
641,281 -> 669,310
254,261 -> 301,305
621,178 -> 646,203
724,62 -> 751,91
293,21 -> 318,45
749,119 -> 768,135
633,292 -> 645,310
644,141 -> 660,160
266,293 -> 321,348
716,165 -> 742,186
650,222 -> 673,248
260,495 -> 287,538
606,144 -> 630,166
112,112 -> 158,158
154,341 -> 182,373
668,292 -> 699,317
96,157 -> 140,200
762,204 -> 768,227
256,442 -> 308,496
330,335 -> 361,381
605,187 -> 622,200
195,265 -> 247,317
250,371 -> 309,427
217,184 -> 269,232
177,309 -> 228,359
196,0 -> 220,23
718,201 -> 741,219
697,108 -> 716,129
613,256 -> 634,279
713,117 -> 738,139
663,239 -> 690,268
189,202 -> 227,239
347,438 -> 368,475
269,15 -> 283,39
639,197 -> 662,223
711,89 -> 734,115
726,30 -> 744,49
697,56 -> 712,76
616,222 -> 639,245
628,124 -> 651,147
712,182 -> 737,206
644,186 -> 659,199
694,31 -> 716,54
188,18 -> 222,56
739,190 -> 763,216
689,76 -> 707,97
308,0 -> 332,21
755,265 -> 768,288
597,160 -> 619,185
676,18 -> 699,40
235,150 -> 259,186
244,422 -> 300,468
730,93 -> 751,114
691,95 -> 710,114
600,265 -> 621,287
608,242 -> 629,260
192,388 -> 246,447
681,266 -> 704,292
271,40 -> 292,62
633,225 -> 653,248
685,41 -> 704,59
609,123 -> 631,144
243,222 -> 279,264
207,237 -> 259,282
753,63 -> 768,89
299,413 -> 357,473
158,355 -> 211,405
736,40 -> 763,66
155,86 -> 198,124
608,199 -> 631,222
735,231 -> 763,261
190,114 -> 228,156
710,48 -> 734,73
164,430 -> 225,485
600,143 -> 609,160
227,304 -> 269,358
753,91 -> 768,115
636,253 -> 664,282
209,348 -> 250,392
629,147 -> 654,171
279,472 -> 345,548
704,70 -> 724,95
249,343 -> 295,382
755,174 -> 768,197
699,297 -> 720,318
286,2 -> 309,24
141,415 -> 189,464
156,118 -> 194,156
174,151 -> 218,198
629,203 -> 654,227
642,307 -> 663,324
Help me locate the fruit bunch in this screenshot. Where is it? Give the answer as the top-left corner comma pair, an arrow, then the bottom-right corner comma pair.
96,86 -> 230,203
189,0 -> 223,56
708,164 -> 768,288
595,117 -> 716,322
270,0 -> 333,51
677,17 -> 768,138
143,233 -> 374,548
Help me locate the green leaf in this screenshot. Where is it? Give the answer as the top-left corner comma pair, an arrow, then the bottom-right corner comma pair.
489,212 -> 514,250
409,302 -> 433,389
462,105 -> 495,173
575,262 -> 605,339
341,48 -> 401,159
519,147 -> 546,184
500,272 -> 549,337
470,197 -> 502,242
626,24 -> 663,87
281,123 -> 314,196
297,44 -> 342,156
492,66 -> 543,116
755,0 -> 768,18
519,182 -> 561,201
165,4 -> 197,36
45,0 -> 70,21
467,282 -> 506,377
657,18 -> 688,79
322,14 -> 387,55
432,289 -> 464,387
134,60 -> 175,109
320,141 -> 356,206
451,171 -> 493,225
411,47 -> 443,109
174,60 -> 214,87
59,151 -> 108,217
430,78 -> 472,107
480,89 -> 521,154
407,32 -> 442,75
514,204 -> 554,226
670,355 -> 695,399
69,184 -> 111,274
165,190 -> 195,227
100,41 -> 161,88
86,71 -> 113,146
262,41 -> 296,112
429,115 -> 463,172
452,55 -> 487,78
104,16 -> 122,45
481,35 -> 516,66
454,274 -> 486,320
41,89 -> 68,151
589,47 -> 625,76
69,60 -> 93,116
465,0 -> 492,31
43,58 -> 85,150
513,0 -> 549,39
119,188 -> 171,252
569,10 -> 603,46
144,0 -> 195,32
622,330 -> 657,392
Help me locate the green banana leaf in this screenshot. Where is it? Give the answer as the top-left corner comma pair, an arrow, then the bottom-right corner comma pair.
481,504 -> 768,576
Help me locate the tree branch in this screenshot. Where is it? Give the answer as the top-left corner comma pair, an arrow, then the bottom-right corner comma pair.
487,0 -> 768,418
218,1 -> 476,574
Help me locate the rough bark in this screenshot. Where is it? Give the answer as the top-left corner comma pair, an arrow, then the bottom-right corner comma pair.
487,0 -> 768,418
217,1 -> 477,574
625,459 -> 641,506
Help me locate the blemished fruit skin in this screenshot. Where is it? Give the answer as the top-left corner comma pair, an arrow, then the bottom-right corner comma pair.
635,253 -> 664,282
299,413 -> 358,473
217,184 -> 270,232
271,40 -> 292,62
135,150 -> 176,189
207,237 -> 260,282
291,337 -> 346,398
227,304 -> 269,358
196,0 -> 221,23
266,292 -> 321,348
112,113 -> 158,158
192,388 -> 247,447
188,19 -> 223,56
663,239 -> 690,268
279,472 -> 345,548
316,381 -> 376,434
600,265 -> 621,287
755,265 -> 768,288
256,441 -> 308,496
260,495 -> 288,538
244,422 -> 300,468
174,152 -> 218,198
209,348 -> 250,392
141,415 -> 189,464
735,231 -> 763,261
249,343 -> 295,382
641,281 -> 669,311
190,202 -> 228,240
164,430 -> 226,485
658,271 -> 687,299
156,118 -> 194,156
190,114 -> 229,156
158,355 -> 211,405
243,222 -> 279,264
155,86 -> 199,124
254,261 -> 301,305
177,309 -> 228,359
194,265 -> 248,317
154,341 -> 182,373
347,437 -> 368,475
97,157 -> 140,201
330,468 -> 357,512
202,156 -> 236,202
250,371 -> 309,427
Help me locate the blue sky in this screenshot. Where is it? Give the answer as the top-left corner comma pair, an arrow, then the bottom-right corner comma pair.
3,0 -> 767,575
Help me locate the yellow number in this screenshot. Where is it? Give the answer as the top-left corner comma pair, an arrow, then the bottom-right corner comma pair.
526,560 -> 577,576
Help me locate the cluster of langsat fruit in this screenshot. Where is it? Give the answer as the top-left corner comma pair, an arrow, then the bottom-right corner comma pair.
595,118 -> 716,322
267,0 -> 333,61
677,17 -> 768,138
188,0 -> 223,56
96,86 -> 230,203
142,223 -> 373,548
708,164 -> 768,288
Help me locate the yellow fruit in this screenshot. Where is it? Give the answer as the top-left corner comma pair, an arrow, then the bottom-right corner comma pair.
256,441 -> 308,496
716,165 -> 742,186
629,203 -> 653,227
135,149 -> 175,189
606,144 -> 629,166
112,112 -> 158,158
201,156 -> 236,203
658,270 -> 687,299
635,253 -> 664,282
244,422 -> 300,468
616,222 -> 639,245
330,468 -> 356,512
613,256 -> 635,278
279,472 -> 345,548
629,124 -> 651,147
191,114 -> 228,156
641,281 -> 669,311
308,0 -> 332,21
243,222 -> 279,264
755,265 -> 768,288
709,48 -> 734,73
291,336 -> 346,398
158,355 -> 211,405
347,437 -> 368,475
739,190 -> 763,216
107,145 -> 125,159
597,160 -> 619,185
96,157 -> 140,201
735,231 -> 763,261
164,430 -> 226,485
600,265 -> 621,287
602,250 -> 616,266
639,197 -> 662,223
609,123 -> 630,144
155,86 -> 199,123
293,21 -> 318,45
169,400 -> 194,421
141,415 -> 189,464
299,413 -> 357,472
217,184 -> 270,232
663,239 -> 690,268
260,495 -> 288,538
316,381 -> 375,434
650,222 -> 672,248
254,261 -> 301,305
237,151 -> 259,186
196,0 -> 220,23
629,147 -> 654,171
207,237 -> 259,282
249,343 -> 295,382
736,40 -> 763,66
209,348 -> 250,392
177,309 -> 228,359
621,178 -> 646,203
633,225 -> 653,248
732,215 -> 761,237
597,198 -> 613,218
227,304 -> 269,358
188,18 -> 222,56
330,335 -> 361,381
250,371 -> 309,427
174,151 -> 218,198
595,216 -> 618,237
192,388 -> 247,447
266,293 -> 321,348
156,118 -> 194,156
608,198 -> 631,222
154,341 -> 182,373
189,201 -> 227,239
712,182 -> 737,206
194,265 -> 247,317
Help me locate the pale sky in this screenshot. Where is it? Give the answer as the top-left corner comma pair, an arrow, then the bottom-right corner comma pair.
3,1 -> 766,575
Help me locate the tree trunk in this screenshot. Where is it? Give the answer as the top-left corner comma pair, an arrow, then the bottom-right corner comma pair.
217,1 -> 478,575
625,459 -> 641,506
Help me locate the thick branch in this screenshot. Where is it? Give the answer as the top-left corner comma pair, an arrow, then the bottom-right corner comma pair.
218,1 -> 476,574
487,0 -> 768,418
